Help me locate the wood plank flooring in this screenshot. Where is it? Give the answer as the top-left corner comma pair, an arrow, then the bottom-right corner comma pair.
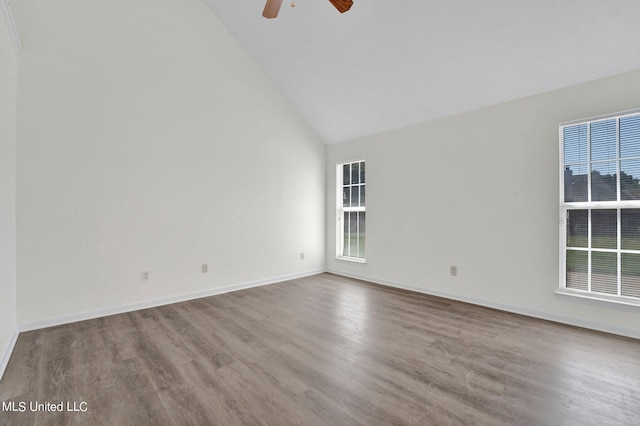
1,273 -> 639,425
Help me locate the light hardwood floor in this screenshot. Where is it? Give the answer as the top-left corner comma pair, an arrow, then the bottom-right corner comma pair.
1,273 -> 639,425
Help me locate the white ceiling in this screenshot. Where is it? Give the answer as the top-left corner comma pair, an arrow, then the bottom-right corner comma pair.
205,0 -> 640,144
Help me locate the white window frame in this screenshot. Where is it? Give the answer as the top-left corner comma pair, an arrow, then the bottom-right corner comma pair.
336,160 -> 366,263
558,108 -> 640,309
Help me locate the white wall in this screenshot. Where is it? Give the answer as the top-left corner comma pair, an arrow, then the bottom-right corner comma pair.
14,0 -> 325,325
327,70 -> 640,338
0,4 -> 18,374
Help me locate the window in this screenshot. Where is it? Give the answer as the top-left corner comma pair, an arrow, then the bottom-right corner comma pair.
560,110 -> 640,304
337,160 -> 365,261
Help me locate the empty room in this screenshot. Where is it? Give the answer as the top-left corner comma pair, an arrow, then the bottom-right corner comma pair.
1,0 -> 640,424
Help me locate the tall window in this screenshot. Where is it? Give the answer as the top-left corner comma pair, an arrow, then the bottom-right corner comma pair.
337,160 -> 365,261
560,111 -> 640,302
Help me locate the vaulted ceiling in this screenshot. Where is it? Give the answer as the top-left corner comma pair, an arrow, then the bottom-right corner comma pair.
205,0 -> 640,144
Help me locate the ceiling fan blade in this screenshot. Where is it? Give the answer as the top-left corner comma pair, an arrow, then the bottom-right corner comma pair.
328,0 -> 353,13
263,0 -> 284,18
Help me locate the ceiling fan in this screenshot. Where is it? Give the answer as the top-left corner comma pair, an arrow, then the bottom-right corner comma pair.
262,0 -> 353,19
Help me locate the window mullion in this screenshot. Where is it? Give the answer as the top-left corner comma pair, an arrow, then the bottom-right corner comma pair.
356,212 -> 360,259
617,207 -> 622,296
587,123 -> 592,203
616,120 -> 622,297
588,209 -> 592,292
587,123 -> 592,293
616,118 -> 621,201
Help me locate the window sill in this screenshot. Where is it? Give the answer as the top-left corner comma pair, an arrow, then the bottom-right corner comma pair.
555,289 -> 640,312
335,256 -> 367,264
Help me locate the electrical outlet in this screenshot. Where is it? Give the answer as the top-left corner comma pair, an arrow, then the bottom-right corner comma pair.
142,270 -> 150,280
450,266 -> 457,276
300,252 -> 305,260
202,264 -> 208,273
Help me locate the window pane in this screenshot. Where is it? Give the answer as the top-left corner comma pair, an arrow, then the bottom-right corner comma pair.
591,209 -> 617,249
620,115 -> 640,158
357,212 -> 366,259
342,186 -> 350,207
591,251 -> 618,295
620,159 -> 640,201
343,211 -> 349,257
564,124 -> 588,164
351,162 -> 360,185
359,161 -> 365,184
343,164 -> 350,185
566,250 -> 588,291
621,209 -> 640,250
566,210 -> 588,248
591,162 -> 617,201
360,185 -> 366,206
590,119 -> 617,161
621,253 -> 640,298
351,186 -> 360,207
349,211 -> 358,257
564,164 -> 588,202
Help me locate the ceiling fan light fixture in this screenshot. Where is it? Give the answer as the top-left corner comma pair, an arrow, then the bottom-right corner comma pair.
262,0 -> 353,19
327,0 -> 353,14
262,0 -> 284,19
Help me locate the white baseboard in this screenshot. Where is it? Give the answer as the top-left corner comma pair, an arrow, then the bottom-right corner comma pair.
18,269 -> 325,333
328,270 -> 640,340
0,327 -> 19,381
16,267 -> 637,351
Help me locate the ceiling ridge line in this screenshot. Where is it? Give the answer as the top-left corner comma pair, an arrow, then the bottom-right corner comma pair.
0,0 -> 21,52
